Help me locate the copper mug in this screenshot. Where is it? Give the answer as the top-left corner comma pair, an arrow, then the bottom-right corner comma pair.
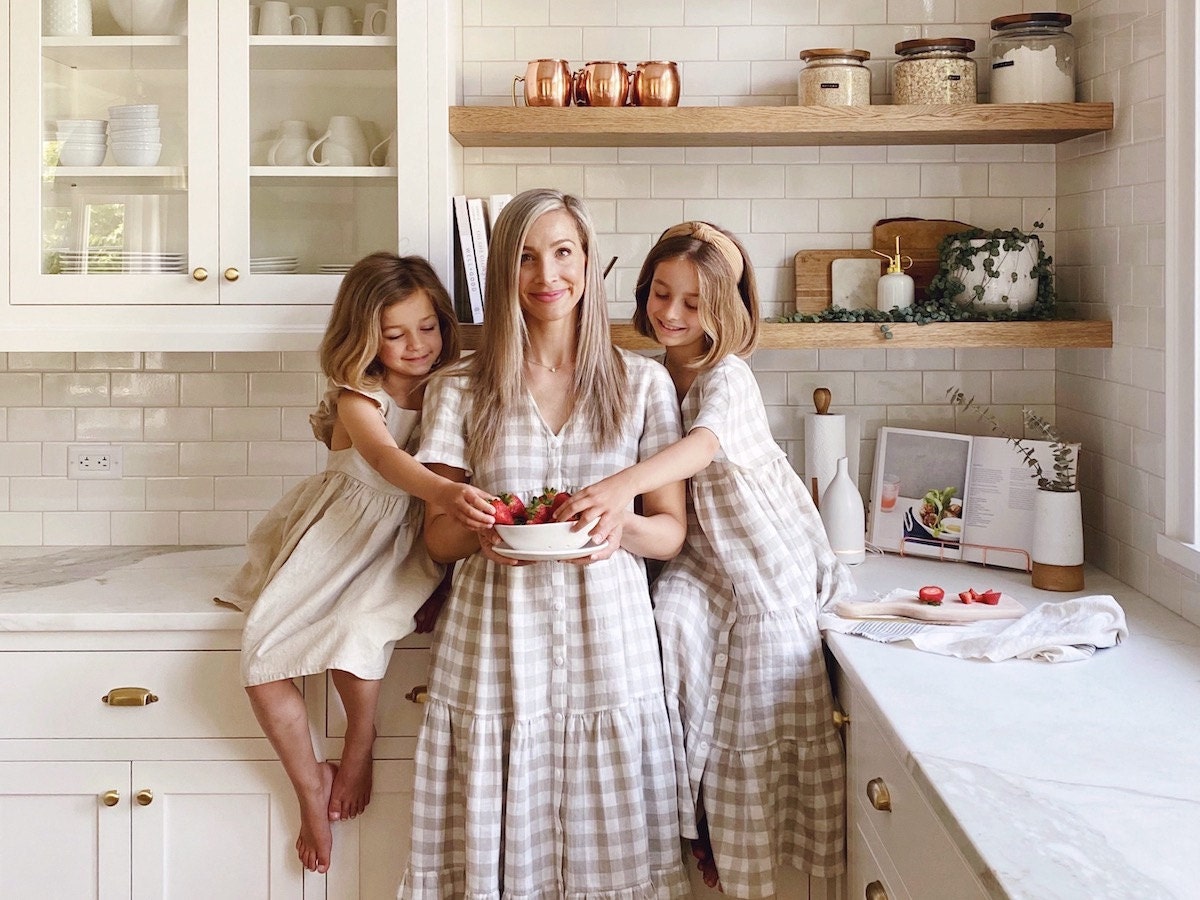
512,58 -> 573,107
573,61 -> 631,107
630,60 -> 680,107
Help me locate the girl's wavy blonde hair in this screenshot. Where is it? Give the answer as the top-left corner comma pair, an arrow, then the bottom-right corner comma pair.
632,222 -> 760,370
310,252 -> 459,445
445,188 -> 628,463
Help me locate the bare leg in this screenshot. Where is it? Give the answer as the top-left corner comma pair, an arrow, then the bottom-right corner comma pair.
328,669 -> 382,821
246,679 -> 336,873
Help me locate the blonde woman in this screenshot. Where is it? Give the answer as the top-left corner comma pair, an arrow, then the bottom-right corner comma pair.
401,189 -> 690,898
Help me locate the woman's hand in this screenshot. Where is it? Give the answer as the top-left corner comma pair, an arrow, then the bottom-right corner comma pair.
566,514 -> 624,565
554,471 -> 637,546
476,524 -> 528,567
433,480 -> 497,532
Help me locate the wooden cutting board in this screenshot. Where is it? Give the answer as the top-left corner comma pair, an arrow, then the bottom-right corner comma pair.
794,249 -> 883,314
872,218 -> 974,300
833,591 -> 1025,623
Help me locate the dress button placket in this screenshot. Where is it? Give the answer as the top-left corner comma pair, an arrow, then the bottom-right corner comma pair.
690,611 -> 734,785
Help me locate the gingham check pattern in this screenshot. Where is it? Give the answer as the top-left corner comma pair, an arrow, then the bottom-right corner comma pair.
652,356 -> 855,898
403,352 -> 691,899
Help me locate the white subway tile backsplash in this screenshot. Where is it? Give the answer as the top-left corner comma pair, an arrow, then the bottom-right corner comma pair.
11,478 -> 76,511
180,511 -> 249,546
515,27 -> 583,59
8,408 -> 74,442
652,165 -> 720,198
684,0 -> 750,25
248,442 -> 319,476
146,477 -> 215,511
144,408 -> 212,442
0,374 -> 42,407
43,513 -> 110,546
7,353 -> 73,371
112,511 -> 179,545
580,27 -> 652,60
111,373 -> 179,407
481,0 -> 550,26
78,479 -> 145,511
180,442 -> 247,477
42,373 -> 109,407
76,353 -> 140,371
248,373 -> 320,407
182,373 -> 249,407
75,409 -> 142,442
214,476 -> 285,511
651,26 -> 718,60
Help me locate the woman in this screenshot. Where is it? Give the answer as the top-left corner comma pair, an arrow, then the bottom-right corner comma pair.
400,189 -> 691,898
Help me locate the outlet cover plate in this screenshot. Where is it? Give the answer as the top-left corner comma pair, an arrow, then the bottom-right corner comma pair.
68,445 -> 124,479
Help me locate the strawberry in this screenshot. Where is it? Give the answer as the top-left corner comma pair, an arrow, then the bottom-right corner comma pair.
490,492 -> 525,525
525,487 -> 562,524
551,490 -> 571,513
978,589 -> 1001,605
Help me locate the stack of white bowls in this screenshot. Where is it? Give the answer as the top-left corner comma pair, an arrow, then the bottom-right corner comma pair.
108,103 -> 162,166
54,119 -> 108,167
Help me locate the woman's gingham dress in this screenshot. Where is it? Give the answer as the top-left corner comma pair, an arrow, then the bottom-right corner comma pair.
402,350 -> 691,900
653,355 -> 855,899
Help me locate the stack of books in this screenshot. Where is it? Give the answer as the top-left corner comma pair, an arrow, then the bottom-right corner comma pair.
452,193 -> 512,323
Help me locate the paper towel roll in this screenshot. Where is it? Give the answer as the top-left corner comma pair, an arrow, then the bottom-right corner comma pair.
805,412 -> 846,505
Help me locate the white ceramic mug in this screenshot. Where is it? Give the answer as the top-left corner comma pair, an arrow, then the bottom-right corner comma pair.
268,120 -> 311,165
369,130 -> 396,167
44,0 -> 93,36
363,3 -> 388,36
292,6 -> 318,35
307,115 -> 369,166
320,5 -> 358,35
257,1 -> 301,35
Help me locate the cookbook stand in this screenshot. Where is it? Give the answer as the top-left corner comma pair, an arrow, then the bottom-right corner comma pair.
899,536 -> 1032,572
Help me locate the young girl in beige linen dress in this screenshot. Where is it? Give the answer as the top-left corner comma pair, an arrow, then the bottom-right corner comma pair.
400,189 -> 691,899
559,223 -> 856,898
218,253 -> 496,875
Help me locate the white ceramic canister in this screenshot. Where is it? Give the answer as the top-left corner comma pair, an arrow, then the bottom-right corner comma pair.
1030,488 -> 1084,590
820,456 -> 866,565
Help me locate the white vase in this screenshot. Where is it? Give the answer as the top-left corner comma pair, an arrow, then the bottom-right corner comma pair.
950,238 -> 1040,313
1030,489 -> 1084,591
819,456 -> 865,566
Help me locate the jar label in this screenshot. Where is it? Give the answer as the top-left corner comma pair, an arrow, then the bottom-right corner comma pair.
820,82 -> 841,89
947,74 -> 961,81
992,60 -> 1016,69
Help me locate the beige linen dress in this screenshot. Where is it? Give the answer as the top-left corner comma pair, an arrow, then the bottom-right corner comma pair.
653,355 -> 855,898
219,385 -> 443,686
401,350 -> 691,900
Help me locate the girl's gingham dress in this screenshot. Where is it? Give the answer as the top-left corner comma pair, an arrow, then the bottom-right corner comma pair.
653,355 -> 855,899
402,351 -> 690,900
219,385 -> 443,686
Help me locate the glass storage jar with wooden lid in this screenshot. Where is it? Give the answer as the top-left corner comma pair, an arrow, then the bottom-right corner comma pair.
893,37 -> 977,104
989,12 -> 1075,103
797,48 -> 872,107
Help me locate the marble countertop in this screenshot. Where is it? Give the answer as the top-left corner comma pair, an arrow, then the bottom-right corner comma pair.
831,554 -> 1200,900
1,545 -> 1196,897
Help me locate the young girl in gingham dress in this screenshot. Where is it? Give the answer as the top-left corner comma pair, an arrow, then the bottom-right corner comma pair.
559,222 -> 856,898
400,190 -> 691,899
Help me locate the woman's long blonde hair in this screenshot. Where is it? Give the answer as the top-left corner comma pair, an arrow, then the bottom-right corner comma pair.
455,189 -> 627,463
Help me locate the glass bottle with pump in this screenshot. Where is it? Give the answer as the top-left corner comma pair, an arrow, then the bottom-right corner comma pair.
874,238 -> 914,310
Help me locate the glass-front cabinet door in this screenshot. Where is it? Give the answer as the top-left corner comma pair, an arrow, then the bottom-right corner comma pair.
9,1 -> 407,316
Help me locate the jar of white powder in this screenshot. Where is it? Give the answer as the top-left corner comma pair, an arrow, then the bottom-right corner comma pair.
798,48 -> 872,107
893,38 -> 977,105
989,12 -> 1075,104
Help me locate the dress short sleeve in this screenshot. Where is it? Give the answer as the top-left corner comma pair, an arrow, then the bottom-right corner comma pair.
688,361 -> 736,449
416,372 -> 471,474
627,352 -> 684,461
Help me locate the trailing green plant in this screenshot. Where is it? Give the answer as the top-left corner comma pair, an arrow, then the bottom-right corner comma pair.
926,221 -> 1056,318
946,388 -> 1077,492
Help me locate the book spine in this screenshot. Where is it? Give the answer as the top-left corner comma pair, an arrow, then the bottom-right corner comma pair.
453,195 -> 484,324
467,197 -> 490,308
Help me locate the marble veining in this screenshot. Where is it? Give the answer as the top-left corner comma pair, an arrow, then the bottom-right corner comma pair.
0,545 -> 214,592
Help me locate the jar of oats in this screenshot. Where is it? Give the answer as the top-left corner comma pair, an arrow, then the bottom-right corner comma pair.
798,48 -> 872,107
893,37 -> 977,104
989,13 -> 1075,103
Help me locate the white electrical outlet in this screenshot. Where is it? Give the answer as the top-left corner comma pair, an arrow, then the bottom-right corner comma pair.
67,445 -> 124,479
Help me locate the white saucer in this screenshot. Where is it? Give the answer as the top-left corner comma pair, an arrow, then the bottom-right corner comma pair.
493,541 -> 608,561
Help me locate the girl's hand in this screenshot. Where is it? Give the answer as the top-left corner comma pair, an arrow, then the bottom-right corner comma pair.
477,524 -> 528,566
567,514 -> 624,565
435,481 -> 497,531
554,472 -> 637,546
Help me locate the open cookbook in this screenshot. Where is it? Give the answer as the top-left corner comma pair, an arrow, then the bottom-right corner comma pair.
867,426 -> 1078,570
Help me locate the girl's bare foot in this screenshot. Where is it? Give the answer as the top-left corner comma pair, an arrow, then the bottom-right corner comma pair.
296,761 -> 337,873
328,730 -> 374,821
690,815 -> 723,892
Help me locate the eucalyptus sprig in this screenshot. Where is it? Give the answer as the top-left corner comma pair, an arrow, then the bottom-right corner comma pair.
946,388 -> 1077,492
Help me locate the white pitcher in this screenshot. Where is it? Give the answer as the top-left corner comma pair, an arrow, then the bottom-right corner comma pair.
307,116 -> 369,167
268,120 -> 311,166
369,130 -> 396,167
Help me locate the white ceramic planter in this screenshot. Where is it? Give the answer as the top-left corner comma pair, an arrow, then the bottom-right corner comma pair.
950,239 -> 1040,313
1030,488 -> 1084,590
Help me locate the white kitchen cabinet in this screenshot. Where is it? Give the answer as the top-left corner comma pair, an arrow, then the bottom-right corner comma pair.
3,0 -> 451,350
833,664 -> 989,900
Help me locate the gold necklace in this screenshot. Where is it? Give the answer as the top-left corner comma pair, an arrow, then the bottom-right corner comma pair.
526,358 -> 574,374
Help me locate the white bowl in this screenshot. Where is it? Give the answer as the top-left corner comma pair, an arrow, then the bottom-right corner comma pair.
57,144 -> 107,166
57,133 -> 108,144
109,127 -> 161,142
494,518 -> 599,552
109,103 -> 159,117
107,0 -> 185,36
57,119 -> 108,133
110,143 -> 162,166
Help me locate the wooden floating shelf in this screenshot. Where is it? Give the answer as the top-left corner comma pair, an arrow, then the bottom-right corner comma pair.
449,103 -> 1114,147
460,320 -> 1113,351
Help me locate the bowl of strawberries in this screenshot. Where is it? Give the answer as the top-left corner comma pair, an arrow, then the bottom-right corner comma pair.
491,487 -> 599,552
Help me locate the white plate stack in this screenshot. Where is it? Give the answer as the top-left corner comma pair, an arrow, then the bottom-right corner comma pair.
109,104 -> 162,166
53,119 -> 108,167
318,263 -> 353,275
57,250 -> 185,274
250,256 -> 299,274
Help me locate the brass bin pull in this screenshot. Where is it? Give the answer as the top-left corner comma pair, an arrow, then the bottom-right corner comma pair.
101,790 -> 120,807
223,267 -> 240,281
102,687 -> 159,706
405,684 -> 429,704
136,789 -> 154,806
866,777 -> 892,812
192,267 -> 208,281
865,881 -> 888,900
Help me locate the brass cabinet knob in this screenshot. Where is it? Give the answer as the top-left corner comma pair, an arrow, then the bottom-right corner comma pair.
102,687 -> 159,706
101,790 -> 120,807
405,684 -> 429,704
192,267 -> 208,281
833,708 -> 849,728
865,881 -> 888,900
223,267 -> 240,281
866,777 -> 892,812
135,789 -> 154,806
